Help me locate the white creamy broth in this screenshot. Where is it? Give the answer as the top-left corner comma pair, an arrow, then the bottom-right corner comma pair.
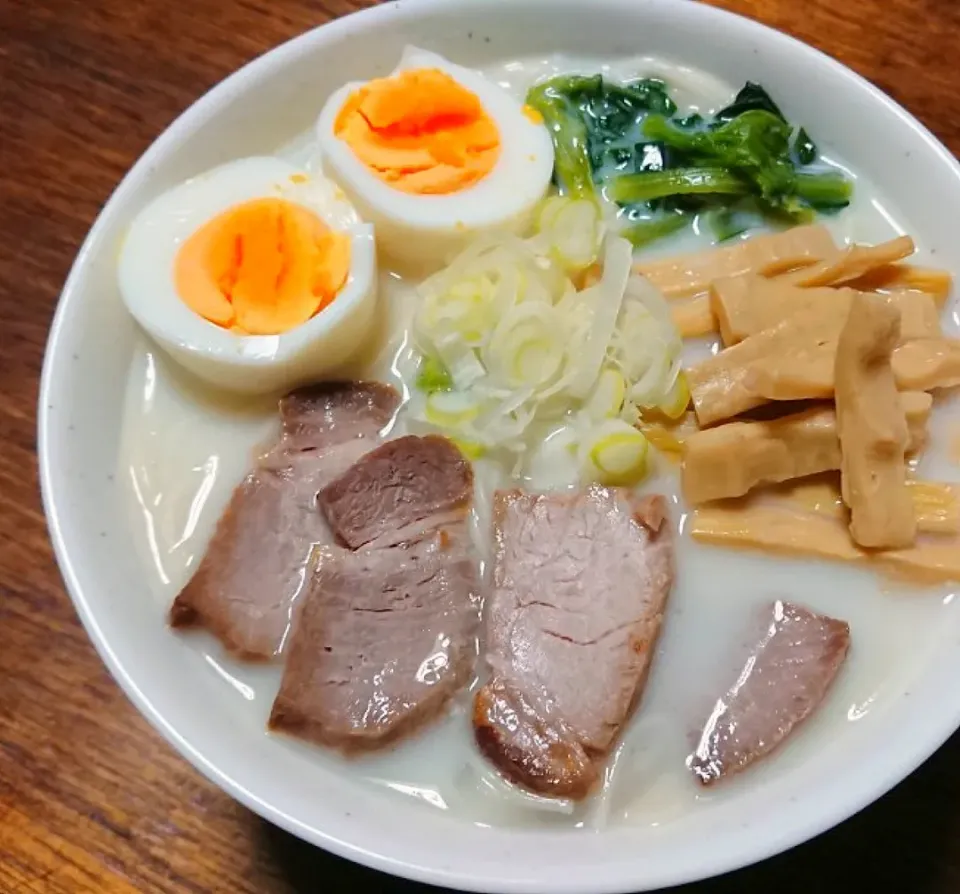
118,53 -> 960,830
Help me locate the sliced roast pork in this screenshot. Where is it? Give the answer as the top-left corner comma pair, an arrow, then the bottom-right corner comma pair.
317,434 -> 473,549
689,600 -> 850,785
473,487 -> 674,799
169,382 -> 400,659
269,434 -> 481,750
275,381 -> 401,455
269,527 -> 480,750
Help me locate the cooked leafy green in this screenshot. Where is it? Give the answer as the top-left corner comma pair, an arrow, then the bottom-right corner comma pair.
794,127 -> 818,165
526,73 -> 852,248
706,203 -> 764,242
635,142 -> 670,172
527,75 -> 678,191
622,212 -> 693,247
618,78 -> 677,116
675,113 -> 705,130
609,168 -> 750,204
714,82 -> 785,124
540,75 -> 647,103
794,171 -> 853,209
546,74 -> 677,116
602,146 -> 634,170
642,111 -> 802,215
525,82 -> 595,198
528,75 -> 674,187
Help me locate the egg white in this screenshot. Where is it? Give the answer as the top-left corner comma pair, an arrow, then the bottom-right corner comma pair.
117,156 -> 377,394
316,47 -> 555,270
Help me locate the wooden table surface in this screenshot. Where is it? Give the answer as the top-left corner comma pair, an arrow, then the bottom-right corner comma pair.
3,0 -> 960,891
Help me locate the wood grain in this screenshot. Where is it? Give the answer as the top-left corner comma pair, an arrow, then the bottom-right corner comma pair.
2,0 -> 960,890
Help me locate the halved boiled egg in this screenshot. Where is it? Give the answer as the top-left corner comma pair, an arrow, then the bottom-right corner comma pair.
118,156 -> 376,394
317,47 -> 555,269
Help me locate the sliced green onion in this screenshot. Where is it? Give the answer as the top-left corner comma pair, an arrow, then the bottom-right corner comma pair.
657,371 -> 690,420
536,195 -> 568,235
619,398 -> 642,427
416,356 -> 453,393
514,339 -> 556,382
483,303 -> 566,389
418,276 -> 498,346
435,341 -> 487,390
568,236 -> 633,398
424,391 -> 481,427
580,419 -> 650,486
452,438 -> 486,460
584,367 -> 627,421
543,197 -> 602,272
408,223 -> 683,465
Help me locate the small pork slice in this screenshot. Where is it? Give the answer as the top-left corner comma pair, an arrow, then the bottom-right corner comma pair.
269,525 -> 481,750
681,392 -> 931,505
169,382 -> 400,659
318,434 -> 473,549
836,293 -> 916,548
473,488 -> 674,799
275,381 -> 401,453
634,224 -> 837,299
689,601 -> 850,785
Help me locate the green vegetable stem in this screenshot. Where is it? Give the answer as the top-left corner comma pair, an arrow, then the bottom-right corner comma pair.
622,213 -> 693,247
609,168 -> 749,204
526,82 -> 595,199
794,172 -> 853,209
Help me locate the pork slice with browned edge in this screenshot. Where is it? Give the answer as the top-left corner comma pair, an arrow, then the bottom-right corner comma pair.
270,433 -> 480,749
169,381 -> 400,660
473,487 -> 674,799
688,600 -> 850,785
317,434 -> 473,549
275,380 -> 401,455
269,525 -> 481,750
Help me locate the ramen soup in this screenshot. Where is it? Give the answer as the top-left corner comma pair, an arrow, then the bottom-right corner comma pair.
117,52 -> 960,828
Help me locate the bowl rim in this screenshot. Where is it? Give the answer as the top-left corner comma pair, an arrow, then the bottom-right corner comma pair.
38,0 -> 960,891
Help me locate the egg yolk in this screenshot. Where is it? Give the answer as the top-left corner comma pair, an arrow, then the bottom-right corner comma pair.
175,198 -> 350,336
334,68 -> 501,195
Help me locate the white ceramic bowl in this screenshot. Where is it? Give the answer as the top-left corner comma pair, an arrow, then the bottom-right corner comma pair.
39,1 -> 960,891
